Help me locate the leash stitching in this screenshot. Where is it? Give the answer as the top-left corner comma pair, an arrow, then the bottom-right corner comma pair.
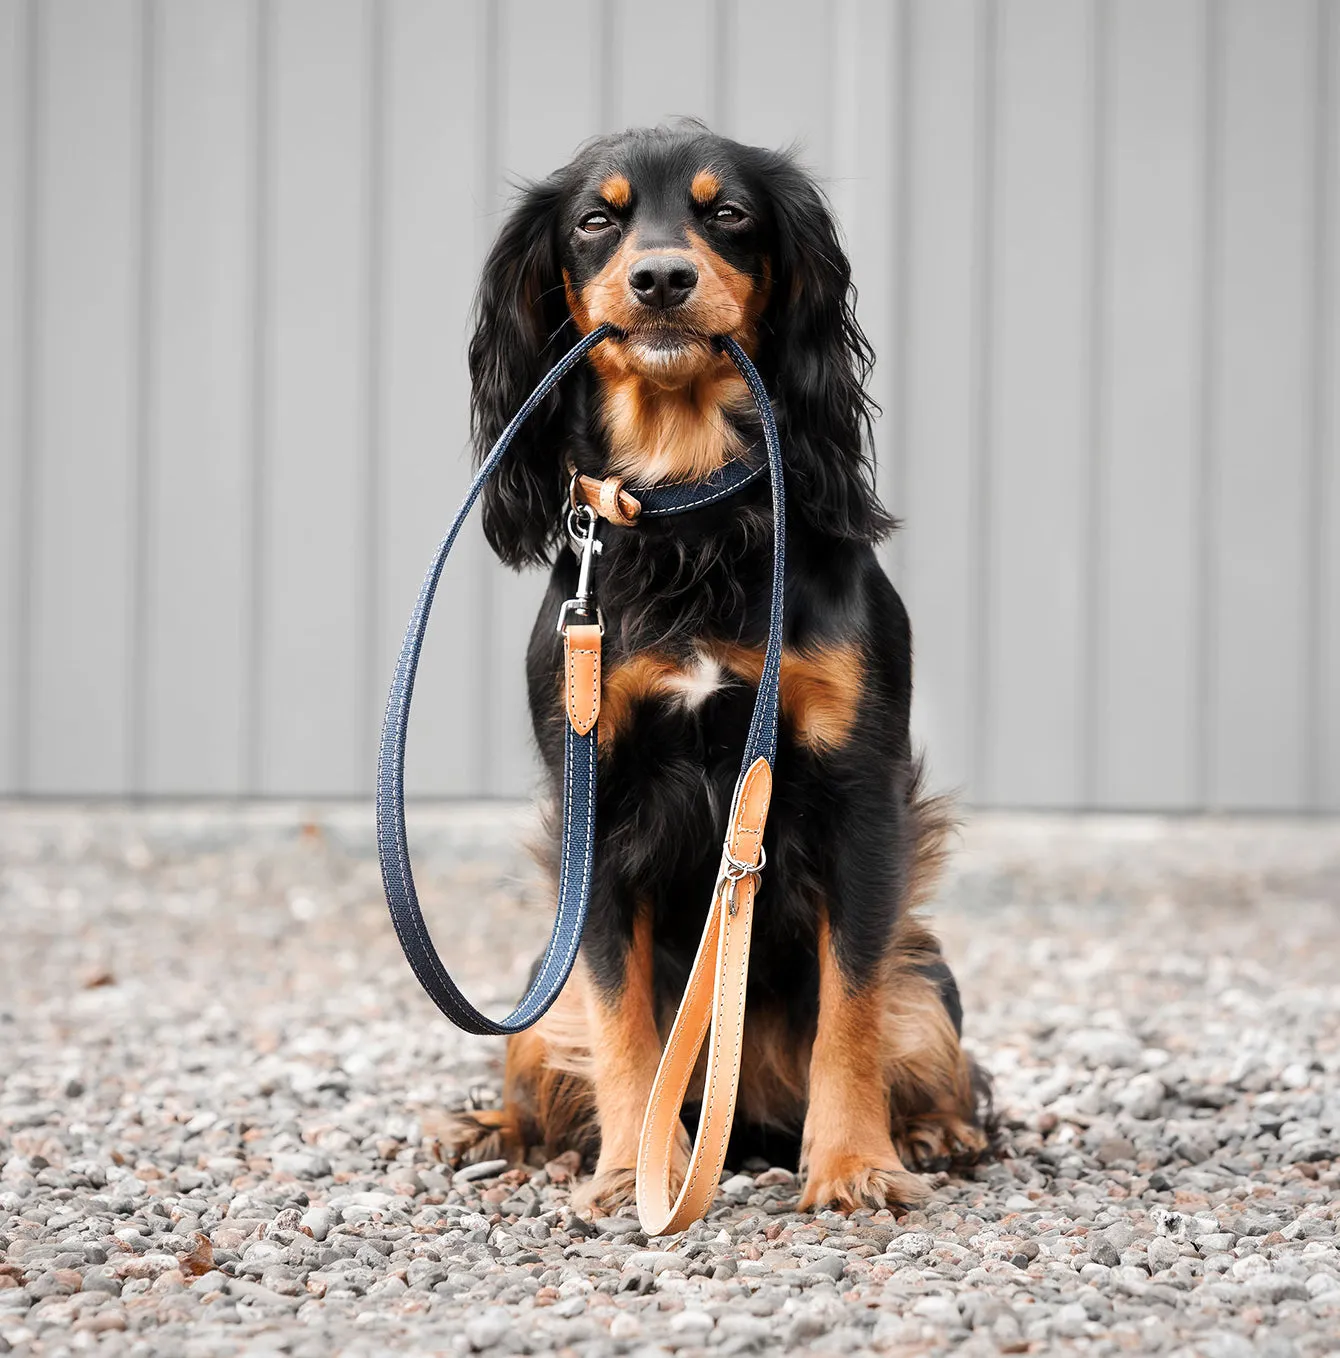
676,769 -> 767,1222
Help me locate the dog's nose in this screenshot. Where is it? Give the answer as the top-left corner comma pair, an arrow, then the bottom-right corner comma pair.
628,255 -> 698,310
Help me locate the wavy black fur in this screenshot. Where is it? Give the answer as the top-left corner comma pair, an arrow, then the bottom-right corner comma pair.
466,124 -> 990,1180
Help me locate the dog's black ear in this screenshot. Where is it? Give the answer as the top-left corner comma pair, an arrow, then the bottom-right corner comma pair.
761,155 -> 894,543
468,176 -> 572,568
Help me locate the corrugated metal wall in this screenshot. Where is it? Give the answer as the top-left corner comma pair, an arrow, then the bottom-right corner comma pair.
1,0 -> 1337,809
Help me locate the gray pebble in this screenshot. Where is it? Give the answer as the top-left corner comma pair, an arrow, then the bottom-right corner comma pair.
454,1159 -> 510,1184
464,1307 -> 513,1350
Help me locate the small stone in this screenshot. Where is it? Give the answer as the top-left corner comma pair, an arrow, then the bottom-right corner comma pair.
1089,1238 -> 1121,1268
626,1251 -> 689,1275
1117,1073 -> 1166,1120
1065,1028 -> 1143,1069
911,1294 -> 959,1325
593,1216 -> 643,1237
1054,1301 -> 1090,1337
804,1254 -> 846,1281
271,1151 -> 331,1180
299,1207 -> 333,1242
886,1232 -> 931,1259
455,1158 -> 510,1185
753,1168 -> 795,1187
464,1307 -> 512,1350
1147,1237 -> 1181,1272
1096,1137 -> 1137,1167
669,1309 -> 714,1337
177,1233 -> 214,1278
80,1268 -> 121,1297
609,1311 -> 640,1338
26,1269 -> 81,1299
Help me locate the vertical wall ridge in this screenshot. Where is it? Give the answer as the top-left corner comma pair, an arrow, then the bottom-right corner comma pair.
712,0 -> 735,137
476,0 -> 502,794
1308,0 -> 1330,803
360,0 -> 387,793
887,0 -> 913,585
1082,0 -> 1112,807
128,0 -> 157,800
599,0 -> 620,132
968,0 -> 999,799
1194,0 -> 1223,808
13,0 -> 42,794
1312,0 -> 1337,808
244,0 -> 272,795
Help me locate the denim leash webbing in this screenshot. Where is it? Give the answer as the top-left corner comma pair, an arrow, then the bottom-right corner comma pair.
376,323 -> 785,1038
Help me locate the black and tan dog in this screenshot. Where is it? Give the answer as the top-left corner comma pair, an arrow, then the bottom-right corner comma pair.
448,123 -> 990,1214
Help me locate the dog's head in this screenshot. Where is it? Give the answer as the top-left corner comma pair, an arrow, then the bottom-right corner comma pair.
470,123 -> 891,566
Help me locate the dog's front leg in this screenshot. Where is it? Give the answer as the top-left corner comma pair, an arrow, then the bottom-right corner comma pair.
797,911 -> 930,1212
572,905 -> 686,1215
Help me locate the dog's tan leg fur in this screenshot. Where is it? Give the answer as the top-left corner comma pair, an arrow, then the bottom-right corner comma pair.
572,907 -> 688,1214
798,913 -> 931,1211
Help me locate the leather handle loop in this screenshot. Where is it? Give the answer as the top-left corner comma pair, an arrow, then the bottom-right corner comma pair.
636,757 -> 773,1235
378,323 -> 787,1236
572,469 -> 642,525
564,624 -> 602,736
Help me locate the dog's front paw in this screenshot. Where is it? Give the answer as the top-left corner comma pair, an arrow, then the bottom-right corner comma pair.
573,1124 -> 690,1218
429,1108 -> 523,1169
571,1165 -> 638,1217
899,1113 -> 991,1172
798,1148 -> 931,1213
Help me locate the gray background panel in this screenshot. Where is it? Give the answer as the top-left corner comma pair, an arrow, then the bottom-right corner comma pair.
1,0 -> 1336,810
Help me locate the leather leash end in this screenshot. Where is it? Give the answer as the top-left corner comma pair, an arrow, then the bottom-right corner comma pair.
564,623 -> 602,736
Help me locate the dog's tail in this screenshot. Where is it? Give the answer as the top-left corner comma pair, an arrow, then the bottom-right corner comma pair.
902,753 -> 958,915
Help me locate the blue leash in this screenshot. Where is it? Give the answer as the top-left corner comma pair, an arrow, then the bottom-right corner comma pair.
376,323 -> 785,1035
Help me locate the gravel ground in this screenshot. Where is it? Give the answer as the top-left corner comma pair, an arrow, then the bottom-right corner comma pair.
2,802 -> 1339,1356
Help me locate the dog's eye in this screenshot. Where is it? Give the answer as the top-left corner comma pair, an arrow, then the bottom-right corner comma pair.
712,204 -> 746,225
579,212 -> 614,233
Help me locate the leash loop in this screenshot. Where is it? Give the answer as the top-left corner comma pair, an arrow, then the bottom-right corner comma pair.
376,323 -> 616,1037
378,324 -> 785,1229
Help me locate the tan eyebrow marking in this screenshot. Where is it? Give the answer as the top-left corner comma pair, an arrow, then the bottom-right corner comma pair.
600,173 -> 632,209
691,168 -> 721,205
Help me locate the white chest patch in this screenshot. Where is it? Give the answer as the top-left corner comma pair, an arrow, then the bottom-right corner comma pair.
662,651 -> 725,711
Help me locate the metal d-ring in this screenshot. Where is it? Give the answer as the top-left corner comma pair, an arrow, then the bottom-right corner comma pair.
719,844 -> 767,915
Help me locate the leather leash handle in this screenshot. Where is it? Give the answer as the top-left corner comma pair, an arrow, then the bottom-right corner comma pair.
635,337 -> 787,1234
636,757 -> 772,1235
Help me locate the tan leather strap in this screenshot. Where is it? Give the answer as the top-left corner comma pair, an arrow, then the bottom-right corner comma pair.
636,756 -> 773,1235
569,466 -> 643,526
563,624 -> 602,735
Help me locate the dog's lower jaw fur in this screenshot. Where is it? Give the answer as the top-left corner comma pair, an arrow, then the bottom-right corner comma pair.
596,357 -> 754,486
